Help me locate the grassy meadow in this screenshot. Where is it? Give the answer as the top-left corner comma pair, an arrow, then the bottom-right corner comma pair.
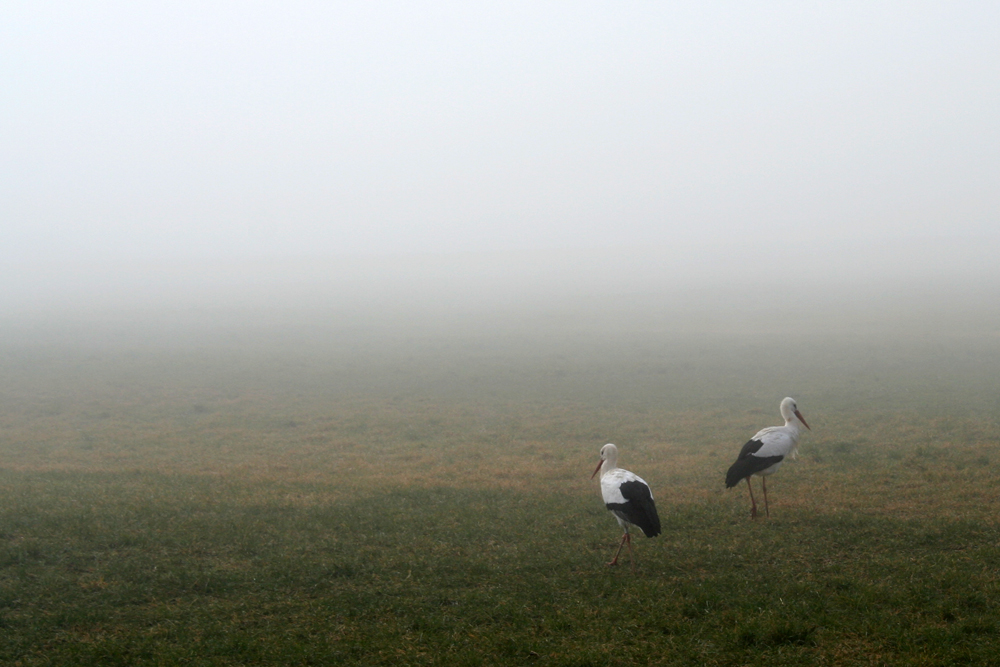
1,288 -> 999,665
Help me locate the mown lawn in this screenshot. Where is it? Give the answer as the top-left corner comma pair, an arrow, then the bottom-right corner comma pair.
1,312 -> 998,665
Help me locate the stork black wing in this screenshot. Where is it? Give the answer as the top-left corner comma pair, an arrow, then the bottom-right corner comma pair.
606,480 -> 661,538
736,438 -> 764,459
725,439 -> 783,488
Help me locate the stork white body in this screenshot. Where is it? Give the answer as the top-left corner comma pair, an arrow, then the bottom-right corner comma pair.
725,397 -> 811,518
592,443 -> 661,570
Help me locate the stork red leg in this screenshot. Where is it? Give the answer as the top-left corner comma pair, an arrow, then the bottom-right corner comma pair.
607,532 -> 628,567
762,476 -> 770,518
608,532 -> 638,571
624,532 -> 638,572
745,477 -> 758,519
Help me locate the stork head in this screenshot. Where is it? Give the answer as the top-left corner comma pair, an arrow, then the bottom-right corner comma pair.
779,397 -> 810,430
591,443 -> 619,479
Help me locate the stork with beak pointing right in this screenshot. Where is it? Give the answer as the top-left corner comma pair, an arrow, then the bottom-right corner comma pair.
725,397 -> 811,518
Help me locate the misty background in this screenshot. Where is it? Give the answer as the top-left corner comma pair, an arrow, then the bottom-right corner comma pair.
2,2 -> 998,357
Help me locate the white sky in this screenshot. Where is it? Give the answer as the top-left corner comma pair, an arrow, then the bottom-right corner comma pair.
3,1 -> 999,267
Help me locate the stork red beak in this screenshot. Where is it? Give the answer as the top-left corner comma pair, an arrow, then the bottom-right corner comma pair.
591,459 -> 604,479
795,409 -> 811,430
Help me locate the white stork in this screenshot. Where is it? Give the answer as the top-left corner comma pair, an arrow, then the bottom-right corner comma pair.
591,443 -> 661,570
725,397 -> 811,518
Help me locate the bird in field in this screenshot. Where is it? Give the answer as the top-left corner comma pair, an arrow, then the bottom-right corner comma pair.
725,397 -> 811,518
591,443 -> 661,570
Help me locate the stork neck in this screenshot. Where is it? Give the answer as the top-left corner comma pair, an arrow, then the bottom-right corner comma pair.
601,458 -> 618,477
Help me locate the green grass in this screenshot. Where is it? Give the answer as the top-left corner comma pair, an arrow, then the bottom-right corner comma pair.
1,302 -> 999,665
4,474 -> 1000,665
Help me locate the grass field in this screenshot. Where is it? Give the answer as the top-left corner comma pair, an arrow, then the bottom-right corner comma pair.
1,291 -> 999,665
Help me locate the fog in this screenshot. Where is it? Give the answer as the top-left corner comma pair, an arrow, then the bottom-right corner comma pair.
2,3 -> 998,342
